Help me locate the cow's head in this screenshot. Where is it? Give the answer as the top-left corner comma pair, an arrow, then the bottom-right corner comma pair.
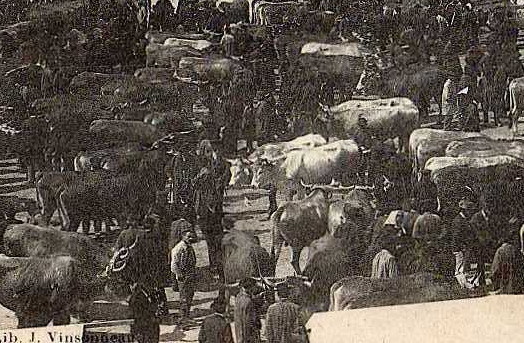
227,158 -> 253,187
102,231 -> 146,297
250,157 -> 282,189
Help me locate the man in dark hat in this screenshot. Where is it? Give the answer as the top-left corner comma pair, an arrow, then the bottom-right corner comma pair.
450,197 -> 477,289
198,299 -> 234,343
129,281 -> 160,343
353,115 -> 377,184
234,278 -> 261,343
171,225 -> 198,317
265,284 -> 302,343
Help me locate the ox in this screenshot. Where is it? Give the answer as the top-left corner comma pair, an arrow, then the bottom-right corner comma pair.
220,230 -> 274,308
327,188 -> 376,240
103,226 -> 168,311
145,43 -> 203,68
408,128 -> 484,176
35,171 -> 112,227
320,97 -> 419,153
251,140 -> 360,201
69,72 -> 128,98
0,255 -> 97,328
328,273 -> 472,311
177,56 -> 242,83
254,1 -> 305,25
134,67 -> 175,84
73,143 -> 146,172
270,185 -> 332,275
57,151 -> 166,232
89,120 -> 165,146
360,64 -> 447,120
3,224 -> 112,273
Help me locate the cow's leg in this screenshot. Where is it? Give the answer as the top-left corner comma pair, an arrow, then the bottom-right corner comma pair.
290,246 -> 302,275
57,194 -> 71,231
268,185 -> 277,218
270,226 -> 284,274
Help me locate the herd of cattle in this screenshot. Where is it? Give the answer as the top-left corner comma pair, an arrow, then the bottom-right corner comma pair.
3,0 -> 524,335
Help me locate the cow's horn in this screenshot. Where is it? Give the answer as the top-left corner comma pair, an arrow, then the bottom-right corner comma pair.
300,179 -> 313,189
127,236 -> 139,251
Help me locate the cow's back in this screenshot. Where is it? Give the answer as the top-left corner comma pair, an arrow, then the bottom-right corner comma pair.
329,273 -> 469,311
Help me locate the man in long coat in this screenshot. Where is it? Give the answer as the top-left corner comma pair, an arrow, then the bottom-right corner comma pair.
234,278 -> 261,343
450,198 -> 477,289
265,285 -> 303,343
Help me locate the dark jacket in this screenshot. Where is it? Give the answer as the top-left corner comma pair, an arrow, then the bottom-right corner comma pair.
491,243 -> 524,294
199,313 -> 234,343
470,210 -> 500,259
450,212 -> 474,252
234,289 -> 261,343
265,301 -> 302,343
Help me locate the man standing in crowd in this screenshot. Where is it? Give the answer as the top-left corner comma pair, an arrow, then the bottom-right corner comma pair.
371,235 -> 400,279
265,284 -> 303,343
234,278 -> 262,343
129,282 -> 160,343
450,198 -> 476,289
198,299 -> 234,343
193,140 -> 228,279
171,225 -> 198,317
413,169 -> 439,214
469,193 -> 497,289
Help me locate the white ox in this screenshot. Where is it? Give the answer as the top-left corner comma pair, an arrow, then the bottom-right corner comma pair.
322,97 -> 419,153
301,42 -> 364,57
251,139 -> 360,199
408,128 -> 484,175
228,133 -> 327,187
508,76 -> 524,136
163,38 -> 213,50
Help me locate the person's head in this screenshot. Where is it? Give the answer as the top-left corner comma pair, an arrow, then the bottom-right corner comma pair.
181,227 -> 197,244
358,115 -> 368,128
210,299 -> 227,314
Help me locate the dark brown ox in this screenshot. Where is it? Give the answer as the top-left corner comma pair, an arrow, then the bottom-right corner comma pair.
300,235 -> 369,311
327,188 -> 376,240
89,120 -> 165,146
328,273 -> 473,311
362,64 -> 448,119
270,187 -> 331,274
220,230 -> 275,307
3,224 -> 112,272
73,143 -> 146,172
57,151 -> 167,232
0,255 -> 92,328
